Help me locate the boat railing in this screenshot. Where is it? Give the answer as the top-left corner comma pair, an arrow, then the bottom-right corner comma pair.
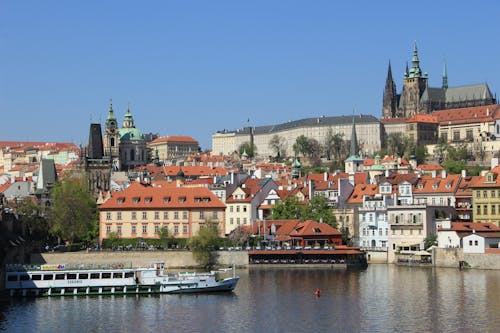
5,263 -> 134,272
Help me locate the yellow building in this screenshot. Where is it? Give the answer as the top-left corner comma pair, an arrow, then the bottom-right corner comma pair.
148,136 -> 199,162
98,181 -> 226,244
470,169 -> 500,227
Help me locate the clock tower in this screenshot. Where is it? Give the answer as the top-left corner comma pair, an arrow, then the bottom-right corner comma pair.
104,100 -> 120,170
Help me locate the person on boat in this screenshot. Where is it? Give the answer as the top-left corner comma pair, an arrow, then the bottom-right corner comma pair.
314,288 -> 321,297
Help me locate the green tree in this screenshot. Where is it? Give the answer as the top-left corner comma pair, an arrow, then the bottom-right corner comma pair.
188,221 -> 220,269
293,135 -> 309,156
16,197 -> 49,241
423,234 -> 437,250
268,135 -> 287,160
385,133 -> 409,157
271,197 -> 303,220
443,160 -> 467,174
414,144 -> 428,165
302,195 -> 336,227
238,142 -> 256,158
47,174 -> 98,244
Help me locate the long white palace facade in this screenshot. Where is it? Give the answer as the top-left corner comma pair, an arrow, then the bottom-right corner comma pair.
212,115 -> 382,157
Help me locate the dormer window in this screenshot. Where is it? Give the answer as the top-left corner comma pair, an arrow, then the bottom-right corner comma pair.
432,184 -> 438,190
144,197 -> 152,203
418,184 -> 423,189
194,197 -> 201,203
132,197 -> 140,203
445,183 -> 451,189
202,197 -> 210,202
179,196 -> 186,203
163,197 -> 171,203
117,197 -> 125,204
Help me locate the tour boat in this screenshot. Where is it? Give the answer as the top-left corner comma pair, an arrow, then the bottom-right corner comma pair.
5,262 -> 239,297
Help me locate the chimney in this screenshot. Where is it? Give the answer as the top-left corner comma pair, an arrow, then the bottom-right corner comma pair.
349,173 -> 355,186
324,172 -> 328,181
461,170 -> 467,178
432,170 -> 437,178
309,180 -> 315,199
230,171 -> 234,185
491,158 -> 499,170
441,170 -> 447,179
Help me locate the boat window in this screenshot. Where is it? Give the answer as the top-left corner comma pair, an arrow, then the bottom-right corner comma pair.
101,273 -> 112,279
7,275 -> 18,282
113,272 -> 123,278
79,273 -> 89,279
31,275 -> 41,280
20,275 -> 30,281
43,274 -> 54,280
124,272 -> 134,278
67,273 -> 77,279
90,273 -> 100,279
55,274 -> 65,280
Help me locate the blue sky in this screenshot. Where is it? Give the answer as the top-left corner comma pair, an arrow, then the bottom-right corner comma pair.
2,1 -> 500,149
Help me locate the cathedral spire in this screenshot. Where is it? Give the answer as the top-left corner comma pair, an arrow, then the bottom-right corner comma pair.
409,41 -> 422,78
442,61 -> 448,89
349,115 -> 359,157
382,61 -> 398,118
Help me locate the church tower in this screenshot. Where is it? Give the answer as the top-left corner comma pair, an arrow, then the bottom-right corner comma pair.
398,42 -> 429,117
382,61 -> 398,118
103,100 -> 120,170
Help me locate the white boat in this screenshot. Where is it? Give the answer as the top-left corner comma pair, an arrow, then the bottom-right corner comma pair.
5,262 -> 239,297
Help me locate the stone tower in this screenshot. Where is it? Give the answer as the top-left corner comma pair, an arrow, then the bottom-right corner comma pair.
382,62 -> 398,118
398,42 -> 429,117
85,123 -> 111,198
103,100 -> 120,171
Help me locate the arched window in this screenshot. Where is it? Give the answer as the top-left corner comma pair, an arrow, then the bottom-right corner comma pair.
130,149 -> 135,161
371,240 -> 376,247
110,137 -> 115,147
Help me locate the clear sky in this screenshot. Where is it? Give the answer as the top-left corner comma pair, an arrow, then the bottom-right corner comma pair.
2,1 -> 500,150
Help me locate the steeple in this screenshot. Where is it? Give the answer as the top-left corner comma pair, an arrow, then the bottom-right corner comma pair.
349,115 -> 359,157
382,61 -> 398,118
404,61 -> 409,79
105,99 -> 117,128
408,41 -> 422,78
442,62 -> 448,89
122,102 -> 135,128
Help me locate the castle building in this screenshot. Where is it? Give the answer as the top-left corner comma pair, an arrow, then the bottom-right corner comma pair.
382,42 -> 496,119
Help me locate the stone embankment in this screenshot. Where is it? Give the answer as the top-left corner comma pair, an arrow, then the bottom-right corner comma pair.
30,250 -> 249,268
433,248 -> 500,270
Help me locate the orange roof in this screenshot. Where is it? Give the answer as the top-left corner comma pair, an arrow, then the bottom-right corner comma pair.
406,114 -> 438,123
417,164 -> 444,171
347,184 -> 379,203
380,118 -> 407,124
438,222 -> 500,232
413,174 -> 461,194
0,182 -> 11,193
149,136 -> 198,144
99,181 -> 225,210
432,104 -> 499,126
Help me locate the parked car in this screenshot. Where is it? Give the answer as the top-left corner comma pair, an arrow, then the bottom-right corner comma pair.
53,245 -> 67,252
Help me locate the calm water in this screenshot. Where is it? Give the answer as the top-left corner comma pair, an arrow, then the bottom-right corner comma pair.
1,265 -> 499,333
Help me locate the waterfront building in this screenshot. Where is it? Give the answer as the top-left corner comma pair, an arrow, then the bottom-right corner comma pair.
147,136 -> 200,163
413,171 -> 461,207
225,178 -> 278,235
212,115 -> 382,157
358,183 -> 393,248
98,181 -> 226,244
469,166 -> 500,227
437,220 -> 500,249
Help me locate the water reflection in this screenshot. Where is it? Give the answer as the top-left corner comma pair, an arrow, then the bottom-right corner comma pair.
1,265 -> 499,333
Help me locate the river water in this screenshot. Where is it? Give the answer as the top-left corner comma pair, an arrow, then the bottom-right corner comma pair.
1,264 -> 499,333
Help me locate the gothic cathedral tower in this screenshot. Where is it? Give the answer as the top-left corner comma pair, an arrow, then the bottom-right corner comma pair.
398,42 -> 428,117
103,100 -> 120,171
382,61 -> 398,118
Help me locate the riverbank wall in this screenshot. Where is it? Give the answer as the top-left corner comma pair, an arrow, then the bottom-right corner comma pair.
30,250 -> 249,268
433,248 -> 500,269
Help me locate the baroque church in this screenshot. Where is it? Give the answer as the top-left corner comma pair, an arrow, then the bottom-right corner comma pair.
382,43 -> 496,119
85,101 -> 147,197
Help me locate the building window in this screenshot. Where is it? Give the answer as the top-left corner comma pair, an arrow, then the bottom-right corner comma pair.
243,218 -> 247,225
236,206 -> 240,212
483,191 -> 488,198
230,218 -> 234,225
163,212 -> 169,220
236,218 -> 240,225
142,212 -> 147,220
174,212 -> 179,219
174,225 -> 179,234
154,225 -> 159,234
117,226 -> 122,235
469,240 -> 473,246
477,205 -> 481,215
183,211 -> 188,220
466,129 -> 473,141
131,225 -> 136,234
475,191 -> 480,198
106,226 -> 111,234
142,225 -> 147,234
453,131 -> 460,141
212,211 -> 218,219
117,212 -> 122,220
106,212 -> 111,220
492,191 -> 496,198
483,205 -> 488,215
379,228 -> 382,236
230,206 -> 233,213
474,240 -> 478,246
183,225 -> 188,234
131,212 -> 137,220
154,212 -> 159,220
372,229 -> 375,236
385,228 -> 388,236
199,211 -> 204,220
243,206 -> 247,212
492,205 -> 496,215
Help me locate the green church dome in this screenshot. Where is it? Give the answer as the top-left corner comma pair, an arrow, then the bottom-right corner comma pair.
119,127 -> 144,141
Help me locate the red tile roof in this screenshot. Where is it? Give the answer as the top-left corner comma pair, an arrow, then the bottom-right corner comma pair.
413,174 -> 461,194
380,118 -> 407,124
99,181 -> 225,210
417,164 -> 444,171
438,222 -> 500,232
406,114 -> 438,123
432,104 -> 499,126
347,184 -> 379,204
